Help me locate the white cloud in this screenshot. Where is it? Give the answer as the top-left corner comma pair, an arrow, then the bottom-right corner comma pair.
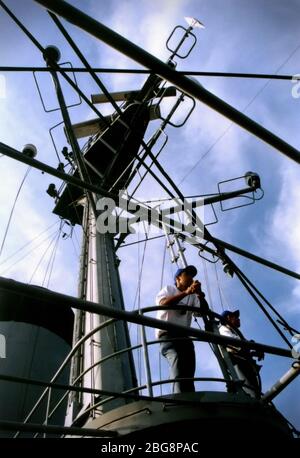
268,164 -> 300,312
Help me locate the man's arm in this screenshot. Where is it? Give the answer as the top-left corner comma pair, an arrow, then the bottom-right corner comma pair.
190,281 -> 211,316
196,292 -> 211,315
159,283 -> 197,306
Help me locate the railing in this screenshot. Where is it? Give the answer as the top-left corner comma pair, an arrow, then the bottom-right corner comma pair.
4,303 -> 286,437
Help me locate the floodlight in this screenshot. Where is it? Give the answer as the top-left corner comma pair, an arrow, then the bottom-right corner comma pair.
43,45 -> 61,64
22,144 -> 37,158
223,263 -> 234,278
46,183 -> 59,198
244,171 -> 261,189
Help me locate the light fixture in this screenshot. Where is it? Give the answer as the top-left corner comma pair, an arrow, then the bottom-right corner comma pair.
46,183 -> 59,199
43,45 -> 61,64
244,171 -> 261,189
223,263 -> 234,278
22,144 -> 37,158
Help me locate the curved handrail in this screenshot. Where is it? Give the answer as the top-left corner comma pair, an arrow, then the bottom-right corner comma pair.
17,302 -> 278,435
26,304 -> 206,434
53,300 -> 238,423
14,317 -> 117,436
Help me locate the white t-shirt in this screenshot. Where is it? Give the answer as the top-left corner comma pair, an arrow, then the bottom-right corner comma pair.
218,324 -> 241,353
155,285 -> 200,338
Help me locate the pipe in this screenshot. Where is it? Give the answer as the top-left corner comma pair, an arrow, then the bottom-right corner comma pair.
262,361 -> 300,402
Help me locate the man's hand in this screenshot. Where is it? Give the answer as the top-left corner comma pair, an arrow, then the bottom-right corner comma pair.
251,350 -> 265,361
185,280 -> 202,295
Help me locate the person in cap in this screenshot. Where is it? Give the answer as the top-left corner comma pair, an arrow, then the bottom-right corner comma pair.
219,310 -> 264,398
155,265 -> 211,394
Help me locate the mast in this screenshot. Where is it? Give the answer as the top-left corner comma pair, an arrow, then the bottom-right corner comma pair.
79,206 -> 137,416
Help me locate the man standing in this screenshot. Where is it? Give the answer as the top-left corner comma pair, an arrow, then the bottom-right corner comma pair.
219,310 -> 263,398
155,265 -> 210,394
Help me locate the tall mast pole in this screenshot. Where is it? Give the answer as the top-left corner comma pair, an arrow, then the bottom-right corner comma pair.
81,205 -> 137,417
68,202 -> 89,422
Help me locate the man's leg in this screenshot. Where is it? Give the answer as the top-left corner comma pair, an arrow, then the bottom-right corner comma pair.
176,338 -> 196,393
160,336 -> 195,393
160,336 -> 181,393
233,358 -> 261,398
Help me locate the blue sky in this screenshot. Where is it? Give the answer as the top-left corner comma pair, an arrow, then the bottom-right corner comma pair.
0,0 -> 300,431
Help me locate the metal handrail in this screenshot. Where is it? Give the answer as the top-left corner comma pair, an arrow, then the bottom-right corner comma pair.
13,317 -> 117,437
10,301 -> 292,436
19,305 -> 197,431
48,304 -> 243,422
46,334 -> 209,424
45,318 -> 234,426
47,342 -> 144,421
139,306 -> 241,398
17,317 -> 165,433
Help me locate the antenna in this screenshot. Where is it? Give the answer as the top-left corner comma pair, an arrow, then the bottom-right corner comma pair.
166,16 -> 205,61
184,17 -> 205,29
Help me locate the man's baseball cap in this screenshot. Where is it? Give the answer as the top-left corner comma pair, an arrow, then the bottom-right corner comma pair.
174,265 -> 197,282
221,309 -> 240,320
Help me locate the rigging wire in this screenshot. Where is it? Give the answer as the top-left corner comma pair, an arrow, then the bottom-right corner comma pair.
129,226 -> 150,314
159,240 -> 167,396
46,230 -> 60,288
216,262 -> 230,310
73,227 -> 81,250
160,240 -> 167,290
1,66 -> 299,80
28,229 -> 61,284
137,232 -> 142,388
0,166 -> 31,259
0,228 -> 60,276
70,234 -> 79,258
235,264 -> 296,339
134,224 -> 150,387
214,262 -> 224,311
0,220 -> 59,267
179,43 -> 300,184
234,267 -> 292,348
42,223 -> 62,287
200,256 -> 214,311
122,182 -> 151,388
